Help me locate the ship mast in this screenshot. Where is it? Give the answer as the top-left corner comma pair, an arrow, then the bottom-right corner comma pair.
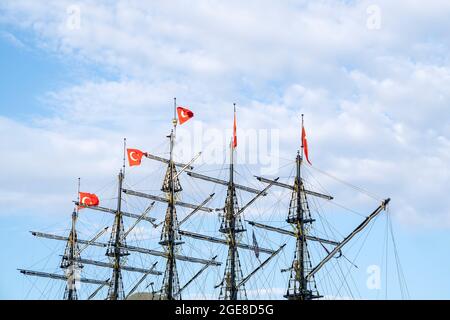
253,114 -> 390,300
116,99 -> 225,299
175,104 -> 283,300
22,101 -> 280,300
61,178 -> 83,300
20,109 -> 394,300
62,210 -> 80,300
160,98 -> 182,300
106,140 -> 130,300
285,114 -> 317,300
219,104 -> 246,300
106,168 -> 129,300
20,145 -> 165,300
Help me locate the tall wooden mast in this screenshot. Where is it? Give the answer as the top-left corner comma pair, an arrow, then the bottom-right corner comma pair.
117,99 -> 223,299
106,137 -> 129,300
218,104 -> 247,300
253,115 -> 390,300
284,115 -> 320,299
159,98 -> 183,300
106,169 -> 129,300
61,178 -> 83,300
20,143 -> 167,299
20,107 -> 393,300
171,104 -> 283,299
61,209 -> 82,300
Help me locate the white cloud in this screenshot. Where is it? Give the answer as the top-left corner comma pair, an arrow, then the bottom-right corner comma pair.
0,30 -> 26,48
0,0 -> 449,230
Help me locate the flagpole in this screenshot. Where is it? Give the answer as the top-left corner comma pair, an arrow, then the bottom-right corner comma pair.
232,103 -> 236,167
76,178 -> 80,214
174,97 -> 177,123
173,97 -> 178,133
123,138 -> 127,177
74,177 -> 80,242
301,114 -> 304,160
66,177 -> 81,300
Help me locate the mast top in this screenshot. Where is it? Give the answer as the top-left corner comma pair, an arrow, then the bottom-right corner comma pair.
173,97 -> 178,128
122,138 -> 127,176
75,177 -> 81,215
300,114 -> 305,159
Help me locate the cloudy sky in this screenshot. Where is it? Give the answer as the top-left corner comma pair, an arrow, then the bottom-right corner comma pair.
0,0 -> 449,299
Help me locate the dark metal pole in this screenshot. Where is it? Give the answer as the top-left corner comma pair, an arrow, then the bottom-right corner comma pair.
296,152 -> 307,299
67,178 -> 81,300
229,104 -> 237,300
167,131 -> 175,300
298,114 -> 308,299
167,97 -> 177,300
112,170 -> 124,300
67,210 -> 77,300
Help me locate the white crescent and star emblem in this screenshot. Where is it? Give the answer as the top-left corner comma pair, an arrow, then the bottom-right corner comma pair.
129,151 -> 138,162
81,196 -> 91,205
180,110 -> 188,119
177,107 -> 193,124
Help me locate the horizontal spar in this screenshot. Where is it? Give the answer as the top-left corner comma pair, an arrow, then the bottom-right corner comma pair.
255,176 -> 334,200
18,269 -> 109,286
31,231 -> 108,248
179,230 -> 276,255
31,231 -> 220,266
75,202 -> 157,223
74,258 -> 162,276
246,220 -> 339,246
145,153 -> 194,170
122,189 -> 215,212
186,171 -> 267,196
123,244 -> 222,266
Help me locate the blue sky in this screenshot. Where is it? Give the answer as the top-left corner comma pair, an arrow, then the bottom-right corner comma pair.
0,1 -> 449,300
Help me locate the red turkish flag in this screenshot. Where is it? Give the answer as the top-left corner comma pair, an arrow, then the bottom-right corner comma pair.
127,148 -> 146,167
177,106 -> 194,125
302,126 -> 312,165
79,192 -> 99,208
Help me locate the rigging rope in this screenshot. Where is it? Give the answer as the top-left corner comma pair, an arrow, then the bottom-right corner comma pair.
307,164 -> 383,202
387,206 -> 410,299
